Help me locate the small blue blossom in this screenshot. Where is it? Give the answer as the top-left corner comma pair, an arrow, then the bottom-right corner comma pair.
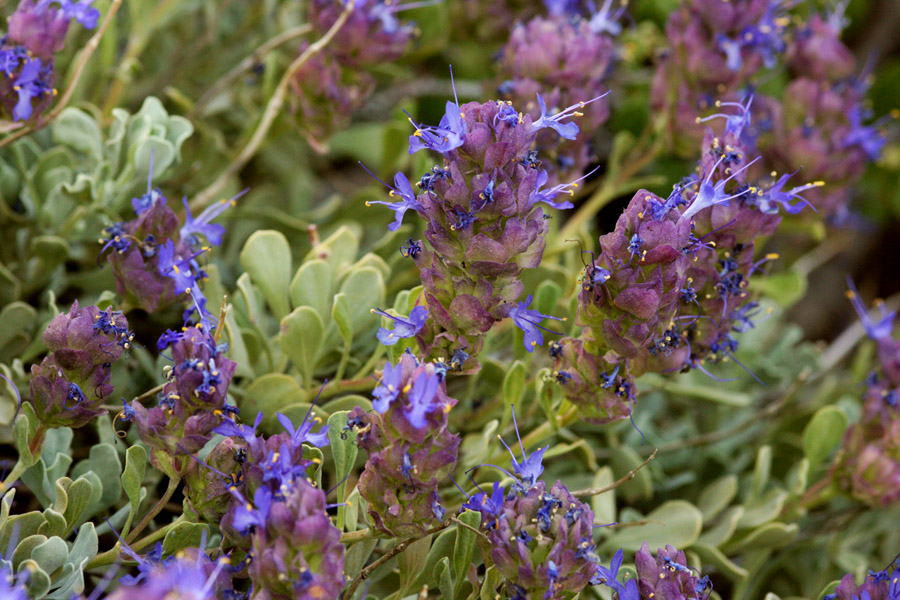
461,481 -> 505,519
180,190 -> 247,248
451,206 -> 476,230
12,57 -> 54,121
0,46 -> 27,77
157,239 -> 200,294
530,92 -> 608,140
509,295 -> 565,352
361,164 -> 422,231
232,485 -> 273,534
431,492 -> 445,521
372,361 -> 404,413
57,0 -> 101,29
213,412 -> 264,444
407,99 -> 467,155
588,0 -> 626,35
843,105 -> 886,161
680,156 -> 759,221
373,305 -> 429,346
277,405 -> 330,449
404,370 -> 441,428
400,238 -> 422,258
717,34 -> 745,71
847,278 -> 896,342
530,166 -> 600,210
496,405 -> 547,488
536,492 -> 562,531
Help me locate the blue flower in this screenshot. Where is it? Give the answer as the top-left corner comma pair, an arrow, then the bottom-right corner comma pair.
373,306 -> 429,345
361,163 -> 422,231
591,548 -> 623,587
680,156 -> 759,221
847,278 -> 896,342
0,558 -> 29,600
843,105 -> 886,161
0,46 -> 26,77
59,0 -> 101,28
461,481 -> 505,517
530,92 -> 608,140
404,370 -> 441,428
12,57 -> 54,121
755,174 -> 821,215
530,165 -> 601,210
717,34 -> 745,71
496,405 -> 546,488
212,412 -> 263,444
232,486 -> 273,534
157,240 -> 199,294
132,188 -> 165,215
180,191 -> 246,247
696,97 -> 754,138
372,361 -> 404,413
509,295 -> 565,352
407,99 -> 467,155
277,403 -> 330,448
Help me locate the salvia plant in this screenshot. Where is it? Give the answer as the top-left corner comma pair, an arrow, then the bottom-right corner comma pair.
0,0 -> 898,599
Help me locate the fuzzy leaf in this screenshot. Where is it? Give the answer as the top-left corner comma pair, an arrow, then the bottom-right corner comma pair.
802,406 -> 848,470
601,500 -> 703,552
280,308 -> 324,390
290,259 -> 334,317
241,230 -> 293,319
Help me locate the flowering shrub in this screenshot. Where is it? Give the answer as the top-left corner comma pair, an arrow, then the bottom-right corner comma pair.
0,0 -> 898,599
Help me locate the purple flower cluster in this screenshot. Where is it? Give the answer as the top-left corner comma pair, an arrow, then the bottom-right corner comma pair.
348,352 -> 460,536
129,323 -> 237,473
595,542 -> 712,600
555,100 -> 816,424
100,178 -> 240,320
461,420 -> 602,599
106,546 -> 233,600
29,301 -> 133,429
823,557 -> 900,600
834,285 -> 900,507
494,1 -> 618,183
651,0 -> 786,152
367,85 -> 599,363
290,0 -> 422,148
0,0 -> 98,121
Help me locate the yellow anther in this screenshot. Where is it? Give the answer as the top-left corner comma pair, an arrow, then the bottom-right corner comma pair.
402,383 -> 412,393
765,253 -> 779,260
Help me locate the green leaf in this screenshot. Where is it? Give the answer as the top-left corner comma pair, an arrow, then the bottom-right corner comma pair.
240,374 -> 306,430
534,280 -> 562,317
304,226 -> 359,272
13,534 -> 47,569
749,445 -> 772,503
62,477 -> 95,535
122,445 -> 147,536
786,458 -> 809,497
410,528 -> 455,591
481,566 -> 502,600
453,511 -> 481,595
162,522 -> 208,555
399,534 -> 433,594
697,506 -> 744,547
817,581 -> 840,600
240,230 -> 293,319
14,402 -> 41,468
290,259 -> 334,317
322,394 -> 372,415
609,445 -> 653,502
66,522 -> 98,574
590,467 -> 617,526
434,556 -> 455,600
20,559 -> 51,598
692,542 -> 749,580
332,293 -> 353,344
344,537 -> 377,578
53,108 -> 103,158
502,361 -> 526,409
327,412 -> 358,483
802,406 -> 848,470
280,308 -> 324,389
72,443 -> 121,512
749,269 -> 807,308
698,475 -> 738,523
601,500 -> 703,552
339,267 -> 385,334
30,536 -> 68,576
37,509 -> 66,538
724,522 -> 799,553
737,488 -> 787,529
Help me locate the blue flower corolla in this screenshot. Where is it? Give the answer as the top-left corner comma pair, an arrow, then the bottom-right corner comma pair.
0,46 -> 27,77
231,485 -> 273,534
588,0 -> 626,35
373,305 -> 429,345
260,443 -> 309,489
54,0 -> 100,28
406,100 -> 467,154
496,405 -> 546,487
180,190 -> 248,247
544,560 -> 560,600
361,162 -> 422,231
277,392 -> 330,448
12,57 -> 53,121
372,361 -> 404,413
680,155 -> 759,222
591,548 -> 623,587
843,106 -> 886,161
461,480 -> 505,516
847,277 -> 897,342
157,239 -> 202,294
717,34 -> 745,71
509,295 -> 565,352
755,174 -> 821,215
741,3 -> 788,68
530,165 -> 601,210
212,412 -> 263,444
0,560 -> 28,600
404,370 -> 441,428
696,96 -> 754,139
366,0 -> 440,34
530,92 -> 609,140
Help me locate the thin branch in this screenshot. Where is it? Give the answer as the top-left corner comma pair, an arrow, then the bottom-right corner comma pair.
191,24 -> 313,117
190,2 -> 355,211
133,383 -> 167,405
343,521 -> 451,600
571,449 -> 658,497
450,516 -> 490,544
340,528 -> 374,543
0,0 -> 123,149
125,476 -> 181,544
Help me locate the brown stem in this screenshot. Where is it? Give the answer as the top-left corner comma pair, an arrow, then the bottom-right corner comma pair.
571,449 -> 658,497
189,1 -> 355,211
0,0 -> 124,148
343,521 -> 451,600
125,475 -> 181,544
